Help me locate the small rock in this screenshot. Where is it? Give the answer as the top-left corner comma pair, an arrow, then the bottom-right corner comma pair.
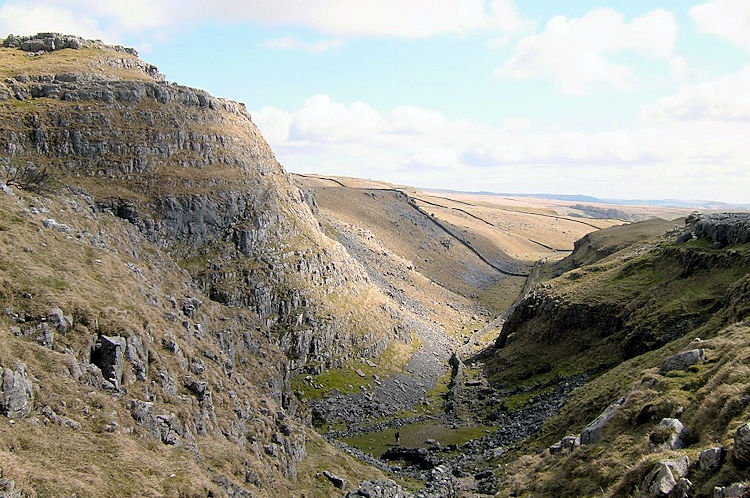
322,470 -> 347,489
581,397 -> 625,445
355,369 -> 366,378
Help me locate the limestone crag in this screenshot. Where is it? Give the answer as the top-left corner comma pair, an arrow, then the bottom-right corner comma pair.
0,35 -> 402,373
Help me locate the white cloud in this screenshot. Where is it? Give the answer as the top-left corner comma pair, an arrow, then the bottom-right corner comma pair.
262,36 -> 341,52
690,0 -> 750,49
252,89 -> 750,203
0,0 -> 527,42
494,8 -> 678,95
642,66 -> 750,122
0,4 -> 106,41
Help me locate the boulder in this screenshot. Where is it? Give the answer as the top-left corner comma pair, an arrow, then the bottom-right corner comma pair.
91,335 -> 126,389
733,422 -> 750,464
655,418 -> 689,450
0,363 -> 33,419
699,447 -> 724,472
46,307 -> 72,333
641,456 -> 689,497
322,470 -> 346,490
660,349 -> 706,373
581,397 -> 625,445
669,478 -> 692,498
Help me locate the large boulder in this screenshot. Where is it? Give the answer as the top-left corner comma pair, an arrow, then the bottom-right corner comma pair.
734,421 -> 750,465
641,456 -> 689,497
580,397 -> 626,445
0,363 -> 33,419
660,349 -> 706,374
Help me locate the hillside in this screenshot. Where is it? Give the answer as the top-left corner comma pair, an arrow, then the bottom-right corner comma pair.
0,33 -> 408,496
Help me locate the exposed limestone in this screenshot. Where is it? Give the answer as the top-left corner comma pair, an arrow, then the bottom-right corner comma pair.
699,447 -> 724,472
641,456 -> 689,497
0,363 -> 33,419
90,335 -> 126,389
734,421 -> 750,464
580,397 -> 626,445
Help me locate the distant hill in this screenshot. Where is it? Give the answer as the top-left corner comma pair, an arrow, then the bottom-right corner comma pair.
428,189 -> 750,210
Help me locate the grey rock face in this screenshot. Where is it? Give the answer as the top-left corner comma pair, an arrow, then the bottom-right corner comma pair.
734,421 -> 750,464
91,335 -> 126,389
660,349 -> 706,373
127,399 -> 183,445
699,446 -> 724,471
125,334 -> 148,381
641,456 -> 689,497
580,397 -> 626,445
0,363 -> 33,419
689,213 -> 750,246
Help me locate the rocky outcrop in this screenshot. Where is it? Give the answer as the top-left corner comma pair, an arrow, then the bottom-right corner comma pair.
90,335 -> 126,389
688,213 -> 750,247
0,363 -> 33,419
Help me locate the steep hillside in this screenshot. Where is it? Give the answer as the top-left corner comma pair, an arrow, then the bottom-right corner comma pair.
481,213 -> 750,497
0,34 -> 404,376
0,33 -> 402,496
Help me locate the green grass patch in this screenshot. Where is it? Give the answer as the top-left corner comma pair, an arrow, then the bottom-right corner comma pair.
341,422 -> 494,458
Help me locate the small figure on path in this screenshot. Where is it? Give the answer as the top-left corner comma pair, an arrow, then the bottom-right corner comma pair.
395,431 -> 400,445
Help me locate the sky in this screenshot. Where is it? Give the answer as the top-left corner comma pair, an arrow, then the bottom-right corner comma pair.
1,1 -> 749,203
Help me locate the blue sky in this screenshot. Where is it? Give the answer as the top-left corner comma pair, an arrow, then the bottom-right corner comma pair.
2,0 -> 749,203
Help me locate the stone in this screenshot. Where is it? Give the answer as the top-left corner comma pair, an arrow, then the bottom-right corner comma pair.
580,397 -> 625,445
675,231 -> 693,244
355,369 -> 366,378
343,479 -> 412,497
734,421 -> 750,464
669,478 -> 692,498
126,334 -> 148,381
713,483 -> 750,497
46,307 -> 72,333
91,335 -> 126,389
699,447 -> 724,471
655,418 -> 689,450
660,349 -> 707,373
641,456 -> 689,497
0,364 -> 33,419
322,470 -> 347,489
